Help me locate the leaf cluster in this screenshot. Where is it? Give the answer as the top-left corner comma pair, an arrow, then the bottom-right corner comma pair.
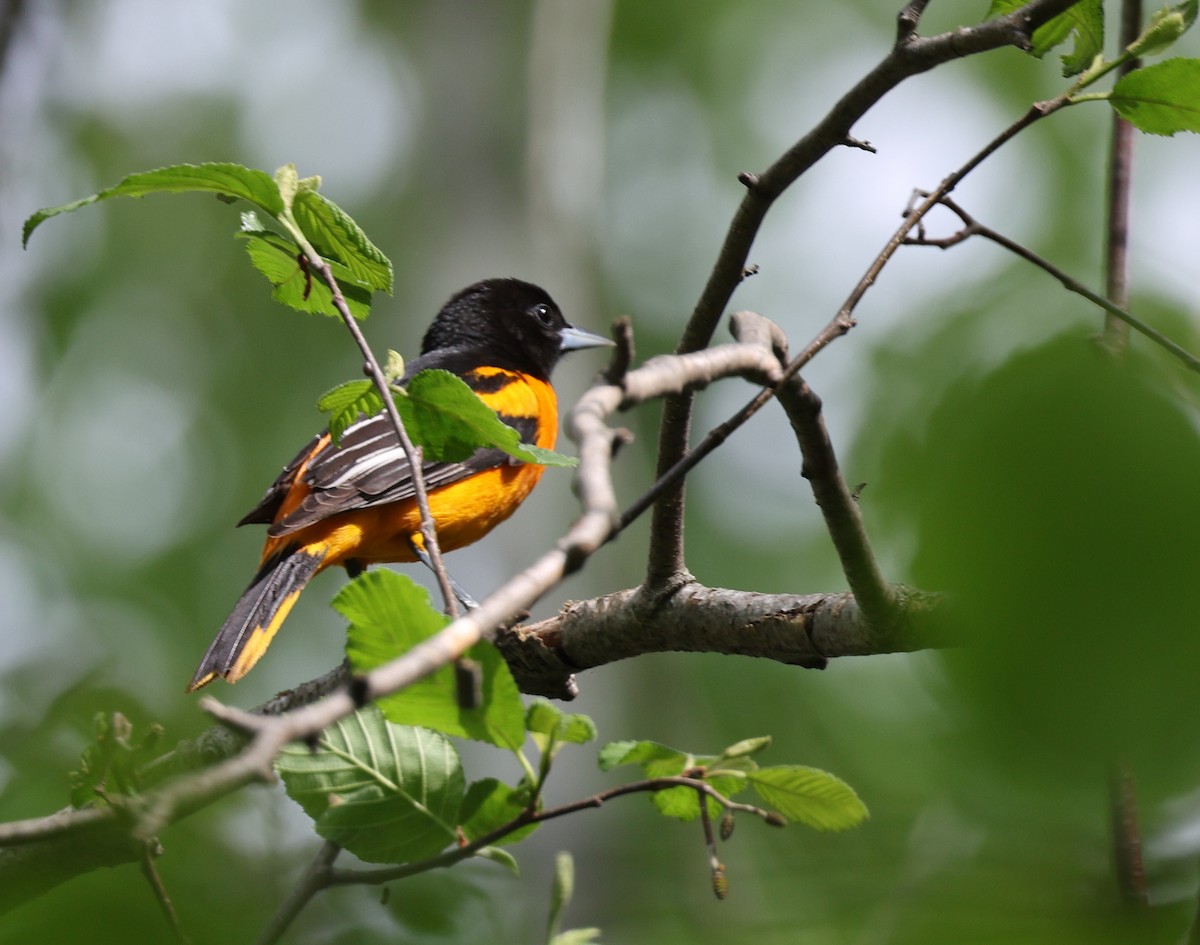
25,163 -> 580,468
69,712 -> 164,809
274,569 -> 866,871
990,0 -> 1200,134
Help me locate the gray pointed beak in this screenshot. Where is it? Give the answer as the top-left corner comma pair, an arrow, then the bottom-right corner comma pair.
559,324 -> 615,352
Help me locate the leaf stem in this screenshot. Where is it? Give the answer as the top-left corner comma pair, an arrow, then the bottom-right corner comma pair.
284,222 -> 460,617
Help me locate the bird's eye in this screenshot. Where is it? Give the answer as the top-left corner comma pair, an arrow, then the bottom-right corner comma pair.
530,303 -> 556,327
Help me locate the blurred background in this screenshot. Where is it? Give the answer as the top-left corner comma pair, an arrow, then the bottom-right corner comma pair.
2,1 -> 1199,942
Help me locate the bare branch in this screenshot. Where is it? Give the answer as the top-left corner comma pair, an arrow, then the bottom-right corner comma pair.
256,842 -> 341,945
1109,762 -> 1149,907
139,841 -> 190,944
0,305 -> 801,905
1101,0 -> 1143,352
776,375 -> 894,624
904,196 -> 1200,373
647,0 -> 1086,590
501,582 -> 943,699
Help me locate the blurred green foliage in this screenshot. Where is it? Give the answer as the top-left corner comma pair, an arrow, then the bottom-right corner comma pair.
2,0 -> 1199,943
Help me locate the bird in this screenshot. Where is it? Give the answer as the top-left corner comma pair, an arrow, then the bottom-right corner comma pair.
187,278 -> 611,691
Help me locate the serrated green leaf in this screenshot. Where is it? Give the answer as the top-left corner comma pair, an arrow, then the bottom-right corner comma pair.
597,740 -> 688,773
238,230 -> 373,319
556,713 -> 598,745
399,370 -> 578,467
986,0 -> 1103,75
292,188 -> 393,293
459,777 -> 538,846
23,162 -> 285,246
317,379 -> 382,443
526,699 -> 565,737
338,570 -> 526,750
275,705 -> 463,863
1110,58 -> 1200,135
746,765 -> 869,832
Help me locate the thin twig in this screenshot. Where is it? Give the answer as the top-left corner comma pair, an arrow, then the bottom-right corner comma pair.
627,89 -> 1074,564
257,841 -> 341,945
645,0 -> 1084,590
776,375 -> 894,625
1109,763 -> 1149,907
140,841 -> 190,944
1101,0 -> 1142,352
322,775 -> 776,889
697,785 -> 727,899
904,196 -> 1200,373
303,253 -> 459,616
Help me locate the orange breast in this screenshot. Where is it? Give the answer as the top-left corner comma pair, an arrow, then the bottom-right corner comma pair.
261,373 -> 558,569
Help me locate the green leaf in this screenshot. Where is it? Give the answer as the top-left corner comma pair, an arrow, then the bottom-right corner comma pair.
317,379 -> 383,443
238,229 -> 373,319
338,570 -> 526,750
597,739 -> 689,774
399,370 -> 579,467
550,930 -> 602,945
526,699 -> 598,756
651,771 -> 747,823
474,846 -> 521,875
746,765 -> 869,832
23,162 -> 283,246
525,698 -> 565,736
557,714 -> 598,745
1127,3 -> 1192,58
292,188 -> 393,293
718,736 -> 772,760
597,738 -> 748,822
986,0 -> 1103,75
459,777 -> 539,846
274,163 -> 300,211
68,713 -> 163,808
384,349 -> 406,383
275,705 -> 464,864
547,851 -> 575,944
1110,58 -> 1200,135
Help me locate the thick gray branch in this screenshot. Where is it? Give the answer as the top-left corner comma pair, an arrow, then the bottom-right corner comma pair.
499,582 -> 943,699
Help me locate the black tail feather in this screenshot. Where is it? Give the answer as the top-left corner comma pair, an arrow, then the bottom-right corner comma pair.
188,545 -> 325,691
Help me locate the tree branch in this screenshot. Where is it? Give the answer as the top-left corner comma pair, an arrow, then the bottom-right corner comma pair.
646,0 -> 1085,590
903,195 -> 1200,373
501,582 -> 943,699
1101,0 -> 1142,352
0,308 -> 801,903
776,375 -> 894,624
258,773 -> 778,941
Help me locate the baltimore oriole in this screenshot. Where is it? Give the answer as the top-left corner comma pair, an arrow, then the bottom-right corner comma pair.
188,278 -> 611,691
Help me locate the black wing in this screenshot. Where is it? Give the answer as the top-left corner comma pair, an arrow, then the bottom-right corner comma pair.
238,356 -> 538,538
